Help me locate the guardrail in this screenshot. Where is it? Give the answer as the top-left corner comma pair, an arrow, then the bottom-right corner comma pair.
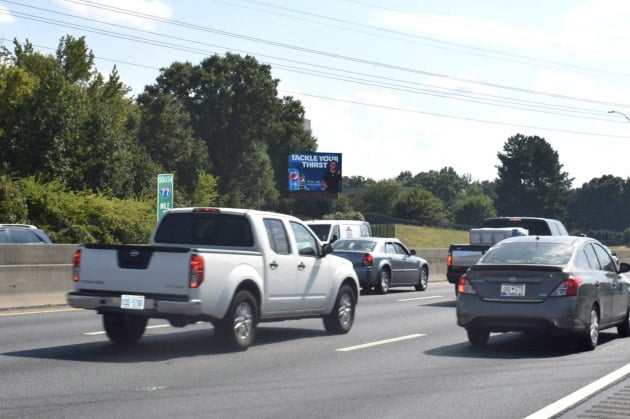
2,244 -> 627,310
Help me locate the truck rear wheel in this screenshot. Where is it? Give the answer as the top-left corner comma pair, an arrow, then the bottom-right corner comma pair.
323,284 -> 356,334
217,290 -> 258,351
103,313 -> 147,344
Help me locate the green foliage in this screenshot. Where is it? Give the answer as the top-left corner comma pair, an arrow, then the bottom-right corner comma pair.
567,175 -> 630,231
190,173 -> 220,206
0,175 -> 28,222
17,177 -> 154,244
394,188 -> 445,225
353,180 -> 402,214
495,134 -> 572,219
452,188 -> 497,226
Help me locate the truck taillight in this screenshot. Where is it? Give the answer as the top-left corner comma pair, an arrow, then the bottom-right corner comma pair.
362,253 -> 373,266
447,253 -> 452,267
189,255 -> 204,288
457,274 -> 476,295
72,249 -> 81,282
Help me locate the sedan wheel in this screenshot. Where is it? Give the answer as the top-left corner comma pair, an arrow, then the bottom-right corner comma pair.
580,307 -> 599,351
415,266 -> 428,291
377,269 -> 391,294
466,327 -> 489,347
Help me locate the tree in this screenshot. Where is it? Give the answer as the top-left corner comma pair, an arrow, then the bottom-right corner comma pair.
143,53 -> 314,205
452,187 -> 497,226
394,188 -> 444,225
567,175 -> 629,231
412,167 -> 471,216
353,180 -> 402,215
494,134 -> 572,219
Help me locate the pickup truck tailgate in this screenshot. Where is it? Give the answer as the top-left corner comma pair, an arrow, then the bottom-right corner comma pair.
76,244 -> 193,296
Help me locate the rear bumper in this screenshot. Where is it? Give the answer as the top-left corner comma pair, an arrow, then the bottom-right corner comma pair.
456,294 -> 588,333
67,292 -> 203,317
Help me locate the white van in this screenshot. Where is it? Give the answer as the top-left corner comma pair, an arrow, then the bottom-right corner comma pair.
306,220 -> 372,245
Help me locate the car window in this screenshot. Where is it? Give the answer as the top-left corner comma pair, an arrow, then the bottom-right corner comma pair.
592,243 -> 617,272
481,242 -> 573,265
290,222 -> 319,256
392,242 -> 409,255
306,224 -> 330,242
384,242 -> 396,254
582,244 -> 600,270
10,229 -> 35,243
264,218 -> 290,255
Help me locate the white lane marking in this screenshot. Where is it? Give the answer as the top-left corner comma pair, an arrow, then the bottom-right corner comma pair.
524,362 -> 630,419
336,334 -> 426,352
84,324 -> 170,336
397,295 -> 445,302
0,308 -> 81,317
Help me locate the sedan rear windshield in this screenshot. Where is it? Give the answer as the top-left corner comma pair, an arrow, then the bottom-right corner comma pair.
480,242 -> 573,265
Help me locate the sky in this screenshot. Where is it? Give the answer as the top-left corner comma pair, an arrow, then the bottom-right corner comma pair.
2,0 -> 630,188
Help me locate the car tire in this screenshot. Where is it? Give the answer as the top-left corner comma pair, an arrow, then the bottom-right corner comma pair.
466,327 -> 489,347
217,290 -> 258,351
377,268 -> 391,294
103,313 -> 147,344
617,306 -> 630,338
415,266 -> 428,291
579,306 -> 599,351
323,284 -> 356,334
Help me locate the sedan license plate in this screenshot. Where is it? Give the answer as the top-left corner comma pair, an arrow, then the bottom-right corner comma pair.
500,284 -> 525,297
121,294 -> 145,310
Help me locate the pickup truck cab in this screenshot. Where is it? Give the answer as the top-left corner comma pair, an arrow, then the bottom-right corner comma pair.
67,207 -> 360,350
447,217 -> 569,286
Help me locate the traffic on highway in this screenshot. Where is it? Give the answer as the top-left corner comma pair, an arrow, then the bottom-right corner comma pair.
2,281 -> 629,419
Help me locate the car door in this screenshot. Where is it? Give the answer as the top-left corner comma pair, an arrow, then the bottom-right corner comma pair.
290,221 -> 332,312
393,242 -> 416,284
262,218 -> 299,314
593,243 -> 627,322
384,241 -> 405,285
584,243 -> 614,325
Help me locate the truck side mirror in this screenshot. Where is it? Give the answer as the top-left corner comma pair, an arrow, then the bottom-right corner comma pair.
322,243 -> 333,256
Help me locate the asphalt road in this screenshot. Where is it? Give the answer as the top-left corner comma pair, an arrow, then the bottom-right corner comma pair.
1,281 -> 630,419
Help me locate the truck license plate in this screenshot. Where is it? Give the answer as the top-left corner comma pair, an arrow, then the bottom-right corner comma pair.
500,284 -> 525,297
121,294 -> 145,310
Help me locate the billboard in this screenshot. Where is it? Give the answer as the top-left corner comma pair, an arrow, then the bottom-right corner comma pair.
288,152 -> 342,193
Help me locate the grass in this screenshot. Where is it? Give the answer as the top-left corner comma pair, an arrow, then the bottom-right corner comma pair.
393,224 -> 468,248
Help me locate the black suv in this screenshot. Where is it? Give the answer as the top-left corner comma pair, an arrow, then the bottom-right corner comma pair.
0,224 -> 53,244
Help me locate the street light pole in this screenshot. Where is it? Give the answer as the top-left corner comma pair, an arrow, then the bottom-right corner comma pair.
608,110 -> 630,123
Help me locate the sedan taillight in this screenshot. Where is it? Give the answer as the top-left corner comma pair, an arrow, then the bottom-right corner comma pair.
550,276 -> 581,297
457,274 -> 477,294
362,253 -> 373,266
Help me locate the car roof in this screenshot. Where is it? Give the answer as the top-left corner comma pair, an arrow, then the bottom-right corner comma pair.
496,235 -> 592,246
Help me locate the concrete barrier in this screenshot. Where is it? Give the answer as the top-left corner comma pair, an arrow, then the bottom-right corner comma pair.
2,244 -> 627,310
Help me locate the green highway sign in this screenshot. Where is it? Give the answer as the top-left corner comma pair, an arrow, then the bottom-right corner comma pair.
157,174 -> 174,221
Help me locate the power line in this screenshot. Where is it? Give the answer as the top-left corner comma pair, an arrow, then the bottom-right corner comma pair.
4,0 -> 629,110
1,1 -> 629,137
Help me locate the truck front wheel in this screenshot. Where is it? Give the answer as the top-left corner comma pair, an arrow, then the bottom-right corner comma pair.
217,290 -> 258,351
323,284 -> 356,334
103,313 -> 147,344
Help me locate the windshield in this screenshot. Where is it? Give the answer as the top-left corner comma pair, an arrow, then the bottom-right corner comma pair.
331,240 -> 376,251
480,242 -> 574,265
307,224 -> 331,242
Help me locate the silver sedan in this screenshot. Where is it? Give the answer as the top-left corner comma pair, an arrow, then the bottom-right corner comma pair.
456,235 -> 630,350
331,237 -> 429,294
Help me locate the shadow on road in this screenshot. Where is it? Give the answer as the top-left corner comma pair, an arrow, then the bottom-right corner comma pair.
425,330 -> 619,359
3,325 -> 327,362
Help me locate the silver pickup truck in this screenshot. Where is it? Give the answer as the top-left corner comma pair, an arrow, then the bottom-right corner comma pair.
447,217 -> 569,287
67,207 -> 359,350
